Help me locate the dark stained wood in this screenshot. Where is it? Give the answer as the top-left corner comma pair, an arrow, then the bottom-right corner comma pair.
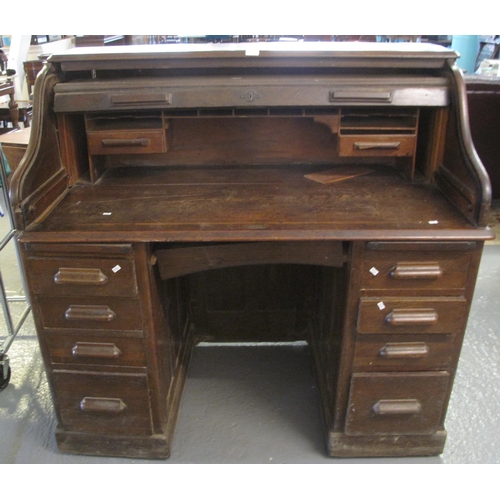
156,241 -> 344,279
357,297 -> 468,334
51,370 -> 153,435
58,114 -> 90,186
18,165 -> 491,243
186,264 -> 317,343
23,59 -> 44,97
8,65 -> 67,229
37,296 -> 142,330
26,255 -> 138,296
466,76 -> 500,199
328,430 -> 447,457
53,76 -> 449,113
352,335 -> 456,372
345,372 -> 450,436
46,335 -> 146,367
358,247 -> 473,292
10,43 -> 493,460
437,63 -> 492,226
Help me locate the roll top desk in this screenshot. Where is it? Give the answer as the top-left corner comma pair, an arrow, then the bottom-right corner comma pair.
9,43 -> 492,459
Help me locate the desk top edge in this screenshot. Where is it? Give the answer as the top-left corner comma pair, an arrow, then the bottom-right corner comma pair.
47,42 -> 458,64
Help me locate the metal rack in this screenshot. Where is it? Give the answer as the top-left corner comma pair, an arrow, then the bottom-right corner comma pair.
0,145 -> 31,390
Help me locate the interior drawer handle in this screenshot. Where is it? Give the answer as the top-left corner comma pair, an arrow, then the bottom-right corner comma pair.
379,342 -> 429,359
385,308 -> 438,326
101,138 -> 150,148
54,267 -> 108,286
72,342 -> 122,359
80,397 -> 127,414
372,399 -> 422,416
65,305 -> 116,322
390,263 -> 443,280
354,141 -> 401,150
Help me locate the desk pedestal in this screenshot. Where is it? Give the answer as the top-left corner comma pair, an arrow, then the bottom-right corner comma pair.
20,238 -> 481,459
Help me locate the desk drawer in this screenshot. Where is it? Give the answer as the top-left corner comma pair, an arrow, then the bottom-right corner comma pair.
360,250 -> 472,292
352,335 -> 454,372
37,296 -> 143,331
27,256 -> 138,297
87,129 -> 167,155
46,332 -> 146,367
51,370 -> 153,436
346,372 -> 450,435
357,297 -> 468,334
338,134 -> 415,157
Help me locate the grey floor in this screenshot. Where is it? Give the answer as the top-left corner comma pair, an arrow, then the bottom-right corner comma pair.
0,211 -> 499,465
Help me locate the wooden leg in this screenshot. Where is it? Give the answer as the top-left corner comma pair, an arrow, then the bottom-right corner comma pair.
8,93 -> 19,130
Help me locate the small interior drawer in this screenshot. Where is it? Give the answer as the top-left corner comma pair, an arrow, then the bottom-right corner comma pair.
338,134 -> 416,157
352,334 -> 455,372
27,256 -> 138,297
37,296 -> 143,331
87,129 -> 167,155
45,332 -> 146,367
51,370 -> 153,436
357,297 -> 468,334
346,372 -> 450,436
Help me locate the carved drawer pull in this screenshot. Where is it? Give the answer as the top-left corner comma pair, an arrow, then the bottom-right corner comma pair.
72,342 -> 122,359
54,267 -> 108,286
80,397 -> 127,414
65,305 -> 116,322
385,308 -> 438,326
101,138 -> 150,148
379,342 -> 429,359
390,263 -> 443,280
354,141 -> 401,150
372,399 -> 422,416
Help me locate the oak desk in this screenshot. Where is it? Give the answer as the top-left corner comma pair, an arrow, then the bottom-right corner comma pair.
9,43 -> 492,459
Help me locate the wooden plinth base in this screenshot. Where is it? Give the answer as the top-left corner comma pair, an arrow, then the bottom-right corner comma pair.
56,429 -> 171,460
328,430 -> 447,458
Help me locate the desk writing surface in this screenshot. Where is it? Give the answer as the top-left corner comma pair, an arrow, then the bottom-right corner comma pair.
23,164 -> 487,243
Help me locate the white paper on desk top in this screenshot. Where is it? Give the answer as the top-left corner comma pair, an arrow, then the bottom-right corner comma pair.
245,48 -> 260,56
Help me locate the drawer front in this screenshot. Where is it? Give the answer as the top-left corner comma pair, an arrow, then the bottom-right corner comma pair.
46,333 -> 146,367
353,335 -> 455,372
87,129 -> 167,155
37,296 -> 143,331
339,134 -> 415,157
357,297 -> 468,334
51,370 -> 153,435
27,256 -> 138,297
346,372 -> 450,435
360,251 -> 472,291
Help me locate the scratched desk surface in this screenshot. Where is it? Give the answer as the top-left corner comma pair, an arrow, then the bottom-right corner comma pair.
23,164 -> 482,243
